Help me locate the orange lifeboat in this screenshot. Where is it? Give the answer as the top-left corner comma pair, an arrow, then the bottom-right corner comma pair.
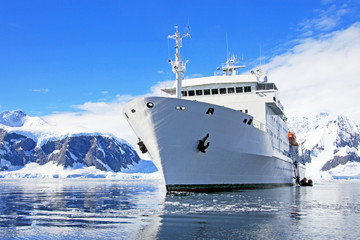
288,131 -> 299,146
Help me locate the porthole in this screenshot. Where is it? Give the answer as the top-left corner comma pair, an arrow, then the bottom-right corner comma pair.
131,109 -> 136,113
146,102 -> 154,108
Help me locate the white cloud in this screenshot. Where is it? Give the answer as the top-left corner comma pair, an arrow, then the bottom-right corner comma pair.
157,70 -> 165,74
149,80 -> 175,96
186,73 -> 203,78
264,22 -> 360,121
43,98 -> 137,153
101,91 -> 109,95
298,3 -> 350,37
32,88 -> 49,93
43,85 -> 175,158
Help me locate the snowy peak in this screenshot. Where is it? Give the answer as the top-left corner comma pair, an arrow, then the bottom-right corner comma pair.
0,110 -> 28,127
0,110 -> 48,129
288,113 -> 360,179
289,114 -> 359,150
335,115 -> 360,148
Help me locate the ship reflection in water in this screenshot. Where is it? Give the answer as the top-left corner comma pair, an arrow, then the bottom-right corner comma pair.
0,179 -> 359,239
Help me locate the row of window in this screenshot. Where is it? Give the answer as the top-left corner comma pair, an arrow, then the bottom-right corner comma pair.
175,106 -> 253,127
182,86 -> 252,97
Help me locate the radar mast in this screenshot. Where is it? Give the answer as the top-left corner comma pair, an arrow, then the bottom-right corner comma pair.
168,26 -> 190,99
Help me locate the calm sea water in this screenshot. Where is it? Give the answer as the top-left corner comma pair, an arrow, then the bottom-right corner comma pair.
0,179 -> 359,240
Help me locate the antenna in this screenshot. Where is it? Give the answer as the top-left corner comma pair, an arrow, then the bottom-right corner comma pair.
185,17 -> 192,35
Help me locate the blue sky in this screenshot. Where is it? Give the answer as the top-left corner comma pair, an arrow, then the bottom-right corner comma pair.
0,0 -> 360,121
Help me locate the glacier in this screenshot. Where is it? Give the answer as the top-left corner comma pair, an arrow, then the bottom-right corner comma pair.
288,113 -> 360,180
0,160 -> 161,180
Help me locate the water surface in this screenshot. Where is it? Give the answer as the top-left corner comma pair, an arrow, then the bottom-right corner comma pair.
0,179 -> 359,239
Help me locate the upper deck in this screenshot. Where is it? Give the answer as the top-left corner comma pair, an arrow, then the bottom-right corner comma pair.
161,71 -> 284,122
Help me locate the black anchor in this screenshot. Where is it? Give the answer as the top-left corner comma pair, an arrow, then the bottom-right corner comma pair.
197,133 -> 210,153
137,138 -> 148,154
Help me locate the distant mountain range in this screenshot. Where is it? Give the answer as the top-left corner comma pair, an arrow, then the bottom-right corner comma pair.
1,110 -> 359,179
288,113 -> 360,179
0,110 -> 157,175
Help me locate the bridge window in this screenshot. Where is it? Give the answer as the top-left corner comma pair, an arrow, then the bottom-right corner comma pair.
204,89 -> 211,95
196,90 -> 203,96
181,91 -> 187,97
236,87 -> 243,93
212,89 -> 218,95
220,88 -> 226,94
244,86 -> 251,92
188,90 -> 195,96
227,87 -> 235,94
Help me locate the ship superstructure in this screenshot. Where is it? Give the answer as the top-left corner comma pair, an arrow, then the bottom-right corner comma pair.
123,27 -> 305,191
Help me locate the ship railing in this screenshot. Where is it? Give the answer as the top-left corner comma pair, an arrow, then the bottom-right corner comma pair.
272,97 -> 284,111
252,119 -> 267,132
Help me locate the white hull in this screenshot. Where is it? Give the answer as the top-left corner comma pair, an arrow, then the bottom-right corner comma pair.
123,97 -> 305,191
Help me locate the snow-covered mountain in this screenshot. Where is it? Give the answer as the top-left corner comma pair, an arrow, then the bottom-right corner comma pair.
288,113 -> 360,180
0,110 -> 158,177
2,110 -> 359,180
0,110 -> 28,127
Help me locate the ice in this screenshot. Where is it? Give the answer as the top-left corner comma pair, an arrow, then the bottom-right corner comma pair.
0,161 -> 161,180
329,162 -> 360,179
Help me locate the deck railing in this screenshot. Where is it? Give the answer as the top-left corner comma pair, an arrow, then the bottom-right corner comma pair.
252,119 -> 267,132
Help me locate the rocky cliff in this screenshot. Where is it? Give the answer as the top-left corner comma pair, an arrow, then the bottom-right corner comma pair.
0,110 -> 140,172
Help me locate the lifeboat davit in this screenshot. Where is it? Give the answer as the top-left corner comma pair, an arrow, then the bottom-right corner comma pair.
288,131 -> 299,146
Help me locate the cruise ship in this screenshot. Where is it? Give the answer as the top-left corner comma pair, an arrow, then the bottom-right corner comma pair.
123,27 -> 305,191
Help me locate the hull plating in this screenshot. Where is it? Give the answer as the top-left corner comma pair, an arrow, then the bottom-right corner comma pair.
123,97 -> 305,191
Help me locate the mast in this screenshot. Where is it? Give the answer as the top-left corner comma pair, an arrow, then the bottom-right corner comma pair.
221,55 -> 245,76
168,26 -> 190,99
